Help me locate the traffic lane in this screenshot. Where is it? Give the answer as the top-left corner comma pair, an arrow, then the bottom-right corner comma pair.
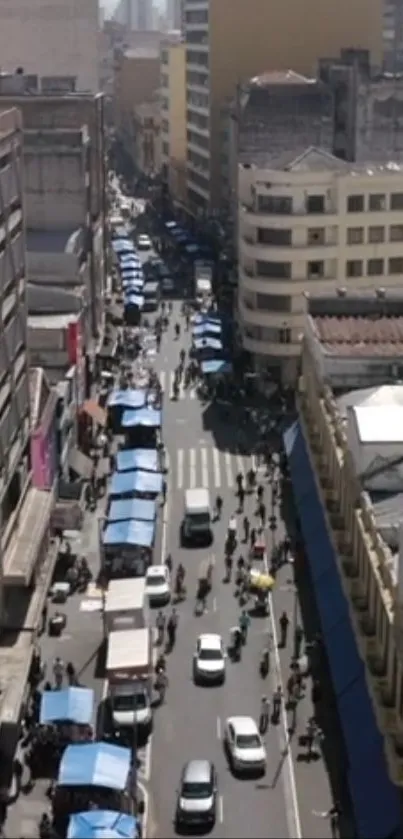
209,503 -> 292,839
150,493 -> 226,838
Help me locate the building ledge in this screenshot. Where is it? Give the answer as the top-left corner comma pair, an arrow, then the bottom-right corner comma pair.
3,487 -> 54,586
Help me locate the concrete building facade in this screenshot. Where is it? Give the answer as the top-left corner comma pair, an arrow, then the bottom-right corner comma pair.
132,101 -> 161,176
160,38 -> 187,204
0,0 -> 99,92
112,0 -> 154,30
167,0 -> 183,31
282,290 -> 403,837
238,148 -> 403,386
114,47 -> 161,157
184,0 -> 383,215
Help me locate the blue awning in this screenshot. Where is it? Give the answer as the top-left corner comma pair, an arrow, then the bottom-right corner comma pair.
68,810 -> 138,839
58,742 -> 131,790
125,296 -> 144,308
108,497 -> 156,523
113,241 -> 134,253
40,688 -> 94,725
103,518 -> 154,548
165,220 -> 177,229
116,448 -> 159,473
193,322 -> 222,337
283,419 -> 400,839
201,359 -> 232,375
107,389 -> 146,410
119,256 -> 140,264
121,270 -> 143,279
132,469 -> 163,495
109,470 -> 137,498
193,313 -> 221,325
194,337 -> 223,351
122,281 -> 144,291
122,408 -> 161,428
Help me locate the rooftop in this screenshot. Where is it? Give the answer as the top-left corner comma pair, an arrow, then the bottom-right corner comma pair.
311,314 -> 403,357
28,313 -> 79,331
123,47 -> 159,60
250,145 -> 403,176
249,69 -> 316,86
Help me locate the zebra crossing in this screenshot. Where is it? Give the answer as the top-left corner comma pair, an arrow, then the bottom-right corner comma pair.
169,446 -> 258,490
159,370 -> 197,400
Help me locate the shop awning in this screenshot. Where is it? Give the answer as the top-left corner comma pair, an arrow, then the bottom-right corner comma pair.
109,470 -> 137,498
121,407 -> 161,428
68,448 -> 93,480
107,389 -> 146,410
201,359 -> 232,375
193,337 -> 223,352
58,742 -> 131,790
193,322 -> 222,337
103,518 -> 155,548
116,448 -> 159,473
3,486 -> 55,585
40,687 -> 94,725
82,399 -> 106,427
68,810 -> 138,839
107,497 -> 156,523
132,469 -> 163,495
125,295 -> 144,309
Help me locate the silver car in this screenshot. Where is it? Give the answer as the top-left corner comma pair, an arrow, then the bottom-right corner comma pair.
176,759 -> 217,827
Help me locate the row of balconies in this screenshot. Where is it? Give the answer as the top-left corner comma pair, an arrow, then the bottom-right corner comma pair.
300,393 -> 403,785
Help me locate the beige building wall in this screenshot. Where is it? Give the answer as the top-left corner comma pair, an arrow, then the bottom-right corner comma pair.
185,0 -> 383,212
114,49 -> 161,139
0,0 -> 99,91
132,101 -> 161,175
160,40 -> 187,204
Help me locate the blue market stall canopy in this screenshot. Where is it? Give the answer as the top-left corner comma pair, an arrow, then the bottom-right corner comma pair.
193,313 -> 221,326
68,810 -> 138,839
40,688 -> 94,725
192,322 -> 222,337
122,408 -> 162,428
165,220 -> 177,229
112,240 -> 135,253
103,518 -> 155,548
108,497 -> 156,523
119,256 -> 140,265
122,283 -> 144,293
132,469 -> 163,495
201,359 -> 232,376
107,389 -> 146,410
109,470 -> 137,498
58,742 -> 131,790
125,295 -> 144,309
193,337 -> 223,352
116,448 -> 159,473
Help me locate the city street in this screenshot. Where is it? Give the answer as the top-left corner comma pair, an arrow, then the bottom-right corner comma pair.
148,302 -> 335,839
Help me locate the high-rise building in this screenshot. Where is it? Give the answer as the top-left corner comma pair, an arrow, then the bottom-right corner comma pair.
112,0 -> 154,30
0,0 -> 100,92
167,0 -> 183,30
184,0 -> 383,216
160,35 -> 187,203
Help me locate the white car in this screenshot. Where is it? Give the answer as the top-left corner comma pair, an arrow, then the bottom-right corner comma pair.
224,716 -> 267,774
193,633 -> 226,684
145,564 -> 171,606
137,234 -> 152,251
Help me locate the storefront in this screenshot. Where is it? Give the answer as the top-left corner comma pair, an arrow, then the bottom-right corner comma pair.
283,419 -> 401,839
31,390 -> 58,490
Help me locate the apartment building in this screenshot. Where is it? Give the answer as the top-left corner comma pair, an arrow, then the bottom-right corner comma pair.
160,37 -> 187,204
238,147 -> 403,386
114,47 -> 161,153
184,0 -> 383,215
0,0 -> 99,92
283,291 -> 403,837
383,0 -> 403,70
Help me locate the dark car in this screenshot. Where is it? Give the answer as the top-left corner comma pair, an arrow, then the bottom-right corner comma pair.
176,759 -> 217,828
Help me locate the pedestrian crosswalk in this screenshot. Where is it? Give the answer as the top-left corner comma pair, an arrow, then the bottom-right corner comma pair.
159,370 -> 197,400
169,446 -> 258,490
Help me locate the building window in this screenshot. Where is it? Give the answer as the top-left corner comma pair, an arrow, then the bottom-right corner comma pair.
390,224 -> 403,242
390,192 -> 403,210
306,195 -> 325,214
368,225 -> 385,243
257,228 -> 291,246
255,260 -> 291,279
347,227 -> 364,245
347,194 -> 364,212
389,256 -> 403,274
279,327 -> 291,344
369,193 -> 386,211
255,293 -> 291,312
307,261 -> 324,278
162,141 -> 169,157
257,195 -> 292,215
307,228 -> 325,245
367,258 -> 384,276
346,259 -> 363,277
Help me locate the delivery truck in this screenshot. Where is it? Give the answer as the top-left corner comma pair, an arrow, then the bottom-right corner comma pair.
104,577 -> 148,634
106,626 -> 153,733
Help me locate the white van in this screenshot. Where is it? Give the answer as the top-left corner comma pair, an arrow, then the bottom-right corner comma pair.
182,488 -> 212,545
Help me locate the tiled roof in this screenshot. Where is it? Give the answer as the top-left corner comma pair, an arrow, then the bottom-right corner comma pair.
312,315 -> 403,356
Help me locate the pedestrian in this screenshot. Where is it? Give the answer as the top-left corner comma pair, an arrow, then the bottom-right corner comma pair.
311,678 -> 322,705
156,610 -> 165,645
258,501 -> 266,526
243,515 -> 249,543
225,553 -> 233,581
238,486 -> 245,513
294,624 -> 304,659
279,611 -> 289,647
53,657 -> 64,689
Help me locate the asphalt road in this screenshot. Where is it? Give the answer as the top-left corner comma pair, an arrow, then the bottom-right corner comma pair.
149,301 -> 335,839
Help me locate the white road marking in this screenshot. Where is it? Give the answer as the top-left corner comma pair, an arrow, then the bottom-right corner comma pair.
224,452 -> 233,487
159,371 -> 166,392
218,795 -> 224,824
236,454 -> 245,475
213,596 -> 217,612
177,449 -> 184,489
189,448 -> 196,488
201,448 -> 209,487
212,448 -> 221,488
169,370 -> 175,397
216,716 -> 221,740
264,550 -> 302,839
